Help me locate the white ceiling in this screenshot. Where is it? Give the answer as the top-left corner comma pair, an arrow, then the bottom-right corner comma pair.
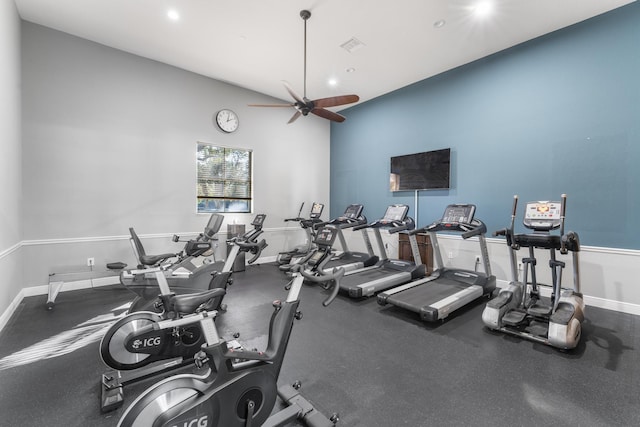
15,0 -> 636,109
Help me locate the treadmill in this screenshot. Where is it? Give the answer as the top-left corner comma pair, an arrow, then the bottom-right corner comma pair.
318,204 -> 379,273
377,204 -> 496,322
338,205 -> 426,298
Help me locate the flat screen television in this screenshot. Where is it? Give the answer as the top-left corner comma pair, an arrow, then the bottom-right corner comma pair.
390,148 -> 451,191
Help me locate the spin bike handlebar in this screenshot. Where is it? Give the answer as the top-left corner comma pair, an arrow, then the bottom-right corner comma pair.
292,264 -> 343,307
233,238 -> 268,264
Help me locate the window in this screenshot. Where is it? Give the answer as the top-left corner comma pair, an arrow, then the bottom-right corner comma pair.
197,143 -> 252,213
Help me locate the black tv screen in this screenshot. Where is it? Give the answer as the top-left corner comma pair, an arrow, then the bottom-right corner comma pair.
390,148 -> 451,191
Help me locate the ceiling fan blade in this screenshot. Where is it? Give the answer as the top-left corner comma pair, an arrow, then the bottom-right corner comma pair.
313,94 -> 360,109
288,111 -> 302,124
282,81 -> 304,103
311,108 -> 346,123
248,103 -> 294,107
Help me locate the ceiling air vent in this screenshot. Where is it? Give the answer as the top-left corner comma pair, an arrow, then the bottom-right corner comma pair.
340,37 -> 365,53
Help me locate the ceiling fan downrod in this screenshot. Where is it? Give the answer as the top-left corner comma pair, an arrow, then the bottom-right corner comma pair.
300,10 -> 311,100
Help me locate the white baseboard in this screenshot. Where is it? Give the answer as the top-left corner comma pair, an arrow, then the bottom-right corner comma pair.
3,261 -> 639,335
0,289 -> 25,333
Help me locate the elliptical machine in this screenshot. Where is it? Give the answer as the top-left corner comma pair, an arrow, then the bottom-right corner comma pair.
482,194 -> 584,350
125,214 -> 268,313
117,226 -> 344,427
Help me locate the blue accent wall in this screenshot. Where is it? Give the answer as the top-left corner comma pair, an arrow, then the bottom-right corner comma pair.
330,2 -> 640,250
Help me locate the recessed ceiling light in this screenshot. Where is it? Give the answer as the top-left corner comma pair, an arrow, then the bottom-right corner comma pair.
346,67 -> 356,73
433,19 -> 446,28
328,78 -> 338,86
473,1 -> 493,18
167,9 -> 180,21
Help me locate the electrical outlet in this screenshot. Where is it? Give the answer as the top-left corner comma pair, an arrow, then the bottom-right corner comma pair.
448,251 -> 453,259
87,257 -> 95,267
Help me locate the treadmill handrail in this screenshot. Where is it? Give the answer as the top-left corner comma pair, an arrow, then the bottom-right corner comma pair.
314,215 -> 367,230
410,218 -> 485,236
353,218 -> 414,233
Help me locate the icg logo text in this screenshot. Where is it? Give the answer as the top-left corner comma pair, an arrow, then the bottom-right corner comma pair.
171,415 -> 208,427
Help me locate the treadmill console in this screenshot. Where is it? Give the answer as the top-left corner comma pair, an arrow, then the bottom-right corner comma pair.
381,205 -> 409,224
523,201 -> 561,231
340,204 -> 364,221
441,204 -> 476,225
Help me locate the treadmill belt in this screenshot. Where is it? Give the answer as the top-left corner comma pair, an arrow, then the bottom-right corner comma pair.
387,279 -> 471,313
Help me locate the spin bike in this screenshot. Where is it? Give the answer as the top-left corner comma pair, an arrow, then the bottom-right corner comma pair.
482,194 -> 584,350
100,265 -> 225,412
125,214 -> 268,313
277,202 -> 324,266
118,226 -> 344,427
100,216 -> 268,411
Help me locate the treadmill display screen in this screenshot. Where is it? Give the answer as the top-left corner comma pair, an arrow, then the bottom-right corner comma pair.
441,205 -> 475,224
383,205 -> 409,222
342,204 -> 363,220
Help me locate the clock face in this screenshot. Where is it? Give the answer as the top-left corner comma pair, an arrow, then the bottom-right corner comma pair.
215,109 -> 239,133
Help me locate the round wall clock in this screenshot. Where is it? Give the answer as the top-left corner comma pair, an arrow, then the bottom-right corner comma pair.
215,109 -> 239,133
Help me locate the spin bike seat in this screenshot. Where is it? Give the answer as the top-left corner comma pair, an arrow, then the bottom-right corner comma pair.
171,288 -> 226,314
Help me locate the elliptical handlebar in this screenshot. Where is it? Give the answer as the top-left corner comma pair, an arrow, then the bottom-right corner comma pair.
560,193 -> 568,254
509,195 -> 519,249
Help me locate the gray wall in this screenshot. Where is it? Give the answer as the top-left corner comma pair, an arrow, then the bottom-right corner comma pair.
19,22 -> 330,291
0,1 -> 23,316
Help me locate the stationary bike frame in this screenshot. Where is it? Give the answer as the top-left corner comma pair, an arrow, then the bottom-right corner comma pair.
118,229 -> 342,427
125,215 -> 268,314
100,267 -> 225,412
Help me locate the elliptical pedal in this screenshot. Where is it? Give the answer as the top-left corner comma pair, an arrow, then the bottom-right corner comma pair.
525,320 -> 548,337
527,303 -> 552,318
501,309 -> 527,327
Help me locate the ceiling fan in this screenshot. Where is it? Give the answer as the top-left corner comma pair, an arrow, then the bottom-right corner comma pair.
249,10 -> 359,124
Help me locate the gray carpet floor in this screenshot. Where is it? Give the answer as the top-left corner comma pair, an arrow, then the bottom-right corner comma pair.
0,263 -> 638,426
